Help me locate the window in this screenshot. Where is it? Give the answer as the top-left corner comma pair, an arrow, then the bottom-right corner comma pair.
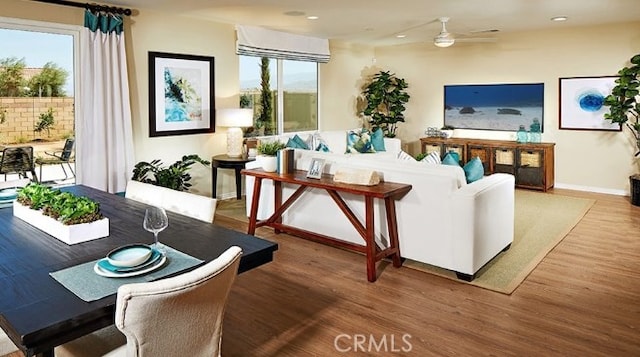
239,55 -> 318,136
0,17 -> 79,184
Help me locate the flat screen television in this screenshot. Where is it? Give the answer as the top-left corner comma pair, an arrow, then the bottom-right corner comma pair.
444,83 -> 544,132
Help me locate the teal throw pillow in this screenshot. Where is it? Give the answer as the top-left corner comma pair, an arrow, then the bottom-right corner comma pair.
371,128 -> 386,152
441,151 -> 460,166
463,156 -> 484,183
346,129 -> 376,154
305,133 -> 331,152
286,134 -> 309,149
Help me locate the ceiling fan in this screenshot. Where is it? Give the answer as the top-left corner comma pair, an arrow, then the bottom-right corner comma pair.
433,17 -> 497,48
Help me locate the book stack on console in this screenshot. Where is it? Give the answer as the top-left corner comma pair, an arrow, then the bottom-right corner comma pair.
277,148 -> 295,174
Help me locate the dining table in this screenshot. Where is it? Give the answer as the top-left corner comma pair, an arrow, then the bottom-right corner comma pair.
0,184 -> 278,357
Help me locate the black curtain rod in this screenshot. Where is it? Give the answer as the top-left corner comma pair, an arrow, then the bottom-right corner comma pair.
32,0 -> 133,16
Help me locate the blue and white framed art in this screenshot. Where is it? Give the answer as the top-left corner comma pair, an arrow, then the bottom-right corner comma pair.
559,76 -> 620,131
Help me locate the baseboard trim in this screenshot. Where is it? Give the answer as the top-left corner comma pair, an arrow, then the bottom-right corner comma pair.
554,183 -> 627,196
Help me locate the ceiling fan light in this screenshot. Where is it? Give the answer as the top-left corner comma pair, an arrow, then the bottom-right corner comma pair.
434,37 -> 454,47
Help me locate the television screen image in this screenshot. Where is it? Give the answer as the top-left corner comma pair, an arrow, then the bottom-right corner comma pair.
444,83 -> 544,132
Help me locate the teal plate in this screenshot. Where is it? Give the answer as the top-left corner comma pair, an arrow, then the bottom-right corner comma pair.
98,248 -> 162,273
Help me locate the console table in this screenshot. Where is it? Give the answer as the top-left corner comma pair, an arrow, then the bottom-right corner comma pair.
242,168 -> 412,282
420,137 -> 555,191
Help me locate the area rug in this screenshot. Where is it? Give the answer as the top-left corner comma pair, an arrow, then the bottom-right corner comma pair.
403,190 -> 595,294
216,191 -> 596,295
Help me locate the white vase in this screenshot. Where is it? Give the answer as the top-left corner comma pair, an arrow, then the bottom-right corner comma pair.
257,155 -> 277,172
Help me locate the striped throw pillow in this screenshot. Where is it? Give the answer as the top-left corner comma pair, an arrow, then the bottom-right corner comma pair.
421,151 -> 441,165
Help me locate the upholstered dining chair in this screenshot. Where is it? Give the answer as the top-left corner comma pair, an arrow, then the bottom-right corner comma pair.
0,146 -> 38,182
55,246 -> 243,357
125,180 -> 217,223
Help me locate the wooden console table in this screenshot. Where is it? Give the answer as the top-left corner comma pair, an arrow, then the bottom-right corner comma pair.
242,169 -> 412,282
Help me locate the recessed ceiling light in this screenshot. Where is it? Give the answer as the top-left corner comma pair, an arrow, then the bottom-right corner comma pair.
396,34 -> 406,38
551,16 -> 568,22
284,10 -> 305,16
307,15 -> 319,20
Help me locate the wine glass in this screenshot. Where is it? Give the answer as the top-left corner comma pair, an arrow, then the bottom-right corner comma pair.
143,206 -> 168,255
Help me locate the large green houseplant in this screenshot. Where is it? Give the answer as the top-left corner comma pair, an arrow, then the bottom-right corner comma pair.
604,53 -> 640,156
132,154 -> 210,192
604,53 -> 640,205
361,70 -> 410,138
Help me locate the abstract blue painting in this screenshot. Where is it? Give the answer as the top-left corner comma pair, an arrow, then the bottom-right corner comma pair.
559,76 -> 620,131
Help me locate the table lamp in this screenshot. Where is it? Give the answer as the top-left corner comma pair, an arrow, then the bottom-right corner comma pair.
217,108 -> 253,157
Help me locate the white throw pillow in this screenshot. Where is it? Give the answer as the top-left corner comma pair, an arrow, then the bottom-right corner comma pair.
397,150 -> 416,162
421,151 -> 441,165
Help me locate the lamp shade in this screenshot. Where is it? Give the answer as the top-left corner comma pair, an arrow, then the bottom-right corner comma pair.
217,108 -> 253,128
217,108 -> 254,157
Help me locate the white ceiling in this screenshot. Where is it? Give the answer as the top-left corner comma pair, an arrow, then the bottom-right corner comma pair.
97,0 -> 640,46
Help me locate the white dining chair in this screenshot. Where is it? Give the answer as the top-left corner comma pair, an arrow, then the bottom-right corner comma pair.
161,188 -> 217,223
55,246 -> 243,357
0,328 -> 19,356
124,180 -> 164,207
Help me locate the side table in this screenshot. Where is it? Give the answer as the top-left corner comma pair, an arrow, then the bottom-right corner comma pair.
211,154 -> 255,200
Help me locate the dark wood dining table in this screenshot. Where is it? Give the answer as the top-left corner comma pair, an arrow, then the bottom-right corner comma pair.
0,185 -> 278,357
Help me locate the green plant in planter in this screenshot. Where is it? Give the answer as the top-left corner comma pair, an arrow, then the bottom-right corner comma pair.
361,70 -> 410,138
604,53 -> 640,157
131,154 -> 211,192
256,141 -> 286,156
17,182 -> 103,225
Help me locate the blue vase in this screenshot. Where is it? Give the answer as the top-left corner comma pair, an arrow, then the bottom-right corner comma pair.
529,119 -> 541,143
516,125 -> 528,143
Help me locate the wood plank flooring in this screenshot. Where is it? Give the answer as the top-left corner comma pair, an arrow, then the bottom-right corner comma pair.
5,189 -> 639,357
218,188 -> 640,356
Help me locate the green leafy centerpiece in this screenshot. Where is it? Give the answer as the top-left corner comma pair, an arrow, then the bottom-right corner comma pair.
14,183 -> 109,244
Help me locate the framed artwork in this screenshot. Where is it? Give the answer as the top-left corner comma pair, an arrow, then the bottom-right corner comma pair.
148,51 -> 215,137
306,158 -> 325,179
444,83 -> 544,132
559,76 -> 621,131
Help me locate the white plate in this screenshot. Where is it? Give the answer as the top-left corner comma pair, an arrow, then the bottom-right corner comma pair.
107,244 -> 153,267
94,255 -> 167,278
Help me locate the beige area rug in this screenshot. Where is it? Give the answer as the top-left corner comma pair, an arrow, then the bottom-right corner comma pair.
216,191 -> 596,295
404,190 -> 595,294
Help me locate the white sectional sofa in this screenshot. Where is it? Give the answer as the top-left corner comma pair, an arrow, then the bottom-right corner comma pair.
245,130 -> 514,280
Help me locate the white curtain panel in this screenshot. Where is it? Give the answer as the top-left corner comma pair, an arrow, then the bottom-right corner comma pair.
236,25 -> 330,63
77,12 -> 135,193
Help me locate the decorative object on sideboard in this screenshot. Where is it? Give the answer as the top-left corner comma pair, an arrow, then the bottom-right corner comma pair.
361,70 -> 410,138
217,108 -> 253,157
306,158 -> 325,179
256,140 -> 286,172
603,53 -> 640,205
333,167 -> 380,186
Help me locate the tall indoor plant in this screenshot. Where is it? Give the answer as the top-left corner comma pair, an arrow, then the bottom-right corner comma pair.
361,70 -> 410,138
604,53 -> 640,205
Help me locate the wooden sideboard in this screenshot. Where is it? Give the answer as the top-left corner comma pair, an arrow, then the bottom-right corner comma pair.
420,137 -> 555,191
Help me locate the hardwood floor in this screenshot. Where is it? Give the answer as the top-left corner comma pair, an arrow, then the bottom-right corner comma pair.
218,189 -> 640,356
4,189 -> 638,357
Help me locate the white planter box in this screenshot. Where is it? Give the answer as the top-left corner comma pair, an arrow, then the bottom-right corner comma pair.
13,201 -> 109,245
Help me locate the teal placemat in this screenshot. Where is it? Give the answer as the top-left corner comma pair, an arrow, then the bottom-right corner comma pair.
50,245 -> 204,302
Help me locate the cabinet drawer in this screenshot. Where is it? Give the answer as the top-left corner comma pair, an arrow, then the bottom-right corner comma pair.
423,143 -> 442,157
468,145 -> 491,174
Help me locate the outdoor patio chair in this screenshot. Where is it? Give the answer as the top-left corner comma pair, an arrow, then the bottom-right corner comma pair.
0,146 -> 38,182
35,138 -> 75,182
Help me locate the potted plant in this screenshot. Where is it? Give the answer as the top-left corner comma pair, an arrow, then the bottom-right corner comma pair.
132,154 -> 211,192
14,182 -> 109,244
256,140 -> 286,172
604,53 -> 640,205
441,125 -> 455,138
361,70 -> 410,138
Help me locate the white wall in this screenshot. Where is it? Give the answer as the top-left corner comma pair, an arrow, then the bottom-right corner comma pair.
322,22 -> 640,194
5,0 -> 640,195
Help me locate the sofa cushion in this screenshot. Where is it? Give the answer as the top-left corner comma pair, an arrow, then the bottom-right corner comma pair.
371,128 -> 386,152
346,129 -> 376,154
397,150 -> 416,161
442,151 -> 460,166
463,156 -> 484,183
286,134 -> 309,150
305,132 -> 331,152
421,151 -> 441,165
